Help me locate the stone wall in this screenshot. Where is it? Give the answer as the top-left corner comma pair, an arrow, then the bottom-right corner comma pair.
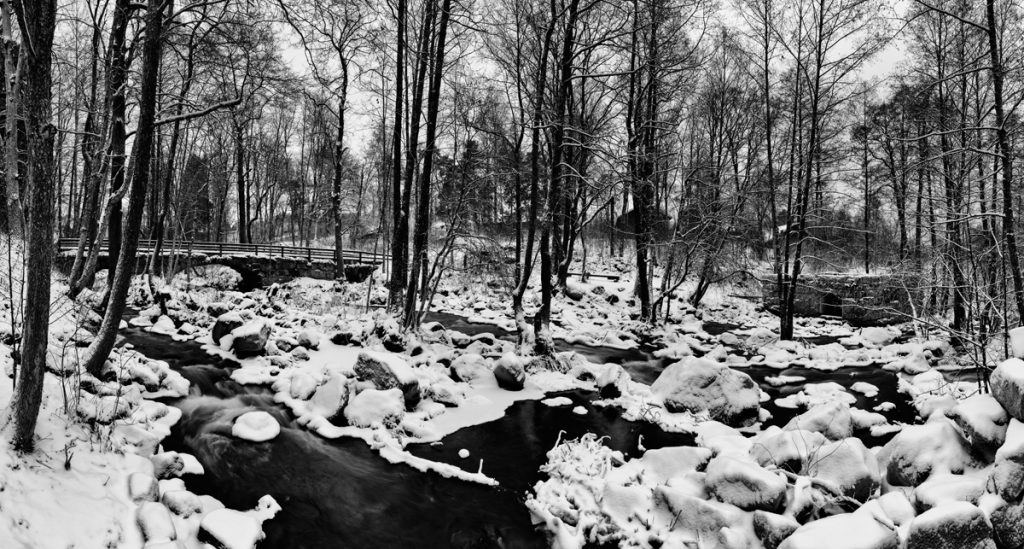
761,273 -> 919,326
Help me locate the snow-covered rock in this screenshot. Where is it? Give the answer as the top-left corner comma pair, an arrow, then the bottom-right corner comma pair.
655,488 -> 759,547
344,388 -> 405,428
905,501 -> 995,549
354,351 -> 420,408
753,510 -> 799,549
231,411 -> 280,442
128,472 -> 160,503
211,312 -> 244,344
990,501 -> 1024,549
878,419 -> 980,487
913,473 -> 986,511
751,428 -> 829,473
596,363 -> 630,398
162,490 -> 203,518
784,401 -> 853,440
307,372 -> 350,421
705,455 -> 787,511
230,320 -> 272,357
650,357 -> 760,427
199,499 -> 277,549
1010,326 -> 1024,359
297,329 -> 320,349
493,353 -> 526,391
449,353 -> 494,387
809,437 -> 880,502
947,394 -> 1009,453
991,358 -> 1024,422
990,418 -> 1024,501
136,502 -> 176,543
779,510 -> 899,549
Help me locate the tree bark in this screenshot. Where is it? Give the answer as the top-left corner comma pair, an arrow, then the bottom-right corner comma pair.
7,0 -> 57,451
82,0 -> 164,377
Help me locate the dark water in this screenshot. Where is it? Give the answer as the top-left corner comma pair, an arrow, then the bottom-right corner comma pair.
121,326 -> 691,549
119,311 -> 919,549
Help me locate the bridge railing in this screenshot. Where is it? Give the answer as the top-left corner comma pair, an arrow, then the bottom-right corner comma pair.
56,238 -> 387,265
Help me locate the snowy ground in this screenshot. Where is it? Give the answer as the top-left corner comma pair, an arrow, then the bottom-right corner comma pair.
6,253 -> 1021,548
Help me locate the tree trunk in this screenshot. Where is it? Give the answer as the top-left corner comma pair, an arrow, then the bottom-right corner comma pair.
388,0 -> 406,303
82,0 -> 164,377
7,0 -> 57,451
332,64 -> 349,279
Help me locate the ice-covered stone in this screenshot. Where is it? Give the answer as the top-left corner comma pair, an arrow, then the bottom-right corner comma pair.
651,357 -> 760,427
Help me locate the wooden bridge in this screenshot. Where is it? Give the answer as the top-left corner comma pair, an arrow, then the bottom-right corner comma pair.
55,238 -> 387,289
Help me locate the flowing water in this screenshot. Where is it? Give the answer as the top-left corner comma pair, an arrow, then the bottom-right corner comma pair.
121,313 -> 917,549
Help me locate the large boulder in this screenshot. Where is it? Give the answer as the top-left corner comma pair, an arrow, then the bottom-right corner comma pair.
230,320 -> 272,358
877,419 -> 980,487
211,312 -> 244,344
809,437 -> 880,502
906,502 -> 995,549
784,401 -> 853,441
989,418 -> 1024,501
751,428 -> 829,473
991,358 -> 1024,422
705,455 -> 787,511
946,394 -> 1009,454
779,511 -> 899,549
354,351 -> 420,408
492,354 -> 526,391
913,473 -> 986,512
449,354 -> 495,387
991,501 -> 1024,549
650,357 -> 760,427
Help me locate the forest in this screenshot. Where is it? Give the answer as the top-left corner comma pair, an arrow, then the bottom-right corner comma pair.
4,0 -> 1024,548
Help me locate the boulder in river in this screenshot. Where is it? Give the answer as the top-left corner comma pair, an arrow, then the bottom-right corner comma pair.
354,350 -> 421,408
493,354 -> 526,391
906,502 -> 995,549
991,358 -> 1024,422
784,401 -> 853,441
650,357 -> 760,427
229,320 -> 272,358
211,312 -> 244,344
308,372 -> 350,423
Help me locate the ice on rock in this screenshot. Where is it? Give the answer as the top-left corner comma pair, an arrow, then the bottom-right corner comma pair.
650,357 -> 761,427
905,501 -> 995,549
231,411 -> 281,442
344,388 -> 405,428
878,418 -> 980,487
991,358 -> 1024,422
704,455 -> 787,511
541,396 -> 572,407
